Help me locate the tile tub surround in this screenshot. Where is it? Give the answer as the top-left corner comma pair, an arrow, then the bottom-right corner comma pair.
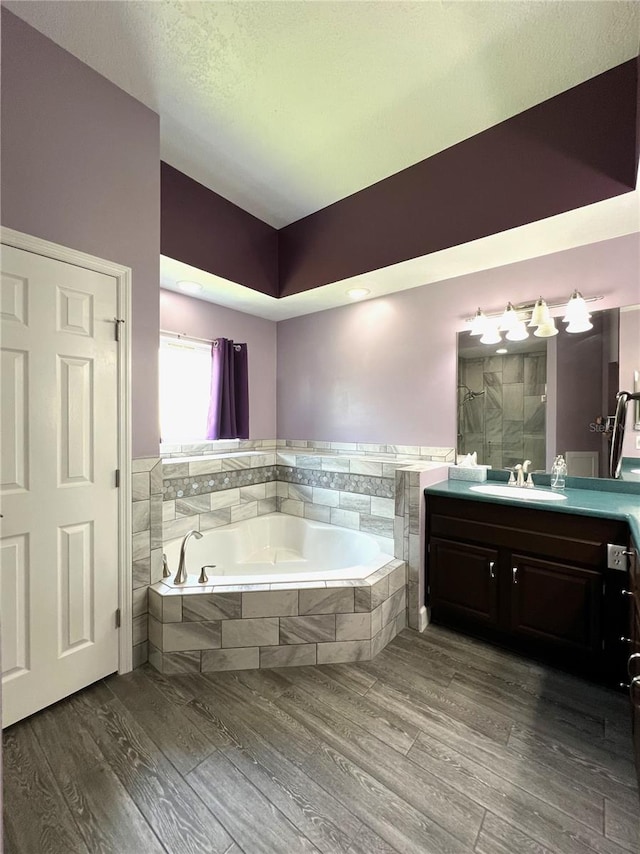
161,444 -> 454,631
147,559 -> 407,673
131,456 -> 164,668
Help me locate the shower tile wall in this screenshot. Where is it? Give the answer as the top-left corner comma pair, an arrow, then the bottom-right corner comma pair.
459,352 -> 546,472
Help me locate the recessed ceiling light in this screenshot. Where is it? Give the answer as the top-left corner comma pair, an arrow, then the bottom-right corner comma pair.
496,348 -> 508,354
347,288 -> 370,300
177,280 -> 203,295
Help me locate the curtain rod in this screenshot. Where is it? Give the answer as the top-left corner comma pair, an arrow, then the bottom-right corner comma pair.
160,329 -> 213,345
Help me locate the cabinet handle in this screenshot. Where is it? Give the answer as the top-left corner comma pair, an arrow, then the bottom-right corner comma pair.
620,636 -> 632,644
621,590 -> 634,598
627,653 -> 640,678
631,676 -> 640,705
488,560 -> 496,580
512,567 -> 518,584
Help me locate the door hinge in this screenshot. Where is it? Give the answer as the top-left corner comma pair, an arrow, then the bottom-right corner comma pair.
115,608 -> 121,629
115,469 -> 120,488
113,317 -> 125,342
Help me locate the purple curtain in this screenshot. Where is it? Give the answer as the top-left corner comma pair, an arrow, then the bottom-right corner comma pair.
206,338 -> 249,439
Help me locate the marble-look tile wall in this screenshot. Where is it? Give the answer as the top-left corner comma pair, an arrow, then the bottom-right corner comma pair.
275,457 -> 396,553
162,457 -> 279,543
394,469 -> 424,630
148,560 -> 407,673
131,457 -> 164,668
459,352 -> 547,471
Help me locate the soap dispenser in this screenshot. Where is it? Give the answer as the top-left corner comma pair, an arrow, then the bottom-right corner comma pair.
551,455 -> 567,491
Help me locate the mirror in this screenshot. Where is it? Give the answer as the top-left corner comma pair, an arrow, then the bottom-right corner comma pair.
457,307 -> 624,478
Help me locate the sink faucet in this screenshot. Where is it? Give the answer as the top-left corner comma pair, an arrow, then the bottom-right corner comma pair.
174,530 -> 203,584
515,460 -> 532,487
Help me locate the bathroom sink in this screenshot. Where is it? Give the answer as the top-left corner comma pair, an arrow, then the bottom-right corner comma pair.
469,484 -> 568,502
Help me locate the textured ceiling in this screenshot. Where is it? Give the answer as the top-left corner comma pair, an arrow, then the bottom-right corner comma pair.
6,1 -> 640,228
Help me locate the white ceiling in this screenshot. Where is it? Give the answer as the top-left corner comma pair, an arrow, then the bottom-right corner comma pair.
6,0 -> 640,228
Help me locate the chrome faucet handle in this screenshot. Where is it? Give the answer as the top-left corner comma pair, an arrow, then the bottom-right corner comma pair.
162,553 -> 171,578
199,564 -> 216,584
525,472 -> 535,488
522,459 -> 532,474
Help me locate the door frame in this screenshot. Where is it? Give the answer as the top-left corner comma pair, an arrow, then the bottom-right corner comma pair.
1,226 -> 133,673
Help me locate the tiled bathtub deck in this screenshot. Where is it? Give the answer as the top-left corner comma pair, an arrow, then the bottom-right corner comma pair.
148,559 -> 407,673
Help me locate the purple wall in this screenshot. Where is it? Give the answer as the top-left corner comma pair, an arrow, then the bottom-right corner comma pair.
160,290 -> 277,439
278,60 -> 639,297
1,9 -> 161,457
277,235 -> 640,446
161,163 -> 279,298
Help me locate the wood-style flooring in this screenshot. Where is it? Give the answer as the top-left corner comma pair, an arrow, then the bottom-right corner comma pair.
3,625 -> 639,854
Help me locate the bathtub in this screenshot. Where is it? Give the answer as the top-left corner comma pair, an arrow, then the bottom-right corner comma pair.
163,512 -> 394,588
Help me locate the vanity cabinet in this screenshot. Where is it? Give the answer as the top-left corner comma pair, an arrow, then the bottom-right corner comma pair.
426,495 -> 629,685
628,543 -> 640,787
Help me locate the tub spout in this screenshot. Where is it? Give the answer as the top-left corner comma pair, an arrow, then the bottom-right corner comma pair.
174,530 -> 203,584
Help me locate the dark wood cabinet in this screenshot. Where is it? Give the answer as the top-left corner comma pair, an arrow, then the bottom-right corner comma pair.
628,544 -> 640,790
508,554 -> 602,656
430,538 -> 498,626
425,494 -> 629,684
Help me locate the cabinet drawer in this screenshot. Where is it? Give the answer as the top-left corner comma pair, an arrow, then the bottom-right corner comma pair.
509,554 -> 602,656
428,496 -> 627,567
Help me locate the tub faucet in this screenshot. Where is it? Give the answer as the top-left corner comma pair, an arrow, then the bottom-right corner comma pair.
174,530 -> 203,584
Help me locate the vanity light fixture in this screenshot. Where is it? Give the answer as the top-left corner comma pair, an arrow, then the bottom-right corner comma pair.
534,317 -> 559,338
563,289 -> 593,332
479,318 -> 502,345
465,292 -> 602,345
177,280 -> 203,295
347,287 -> 370,300
469,308 -> 487,336
499,302 -> 519,331
528,297 -> 551,327
505,320 -> 529,341
566,317 -> 594,334
496,348 -> 508,354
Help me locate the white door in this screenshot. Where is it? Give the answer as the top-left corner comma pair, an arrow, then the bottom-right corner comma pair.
1,245 -> 120,727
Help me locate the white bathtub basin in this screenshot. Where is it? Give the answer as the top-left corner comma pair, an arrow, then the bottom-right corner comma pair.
163,512 -> 393,588
470,485 -> 567,502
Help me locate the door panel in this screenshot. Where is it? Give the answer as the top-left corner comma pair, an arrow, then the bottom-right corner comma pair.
1,245 -> 120,727
509,553 -> 602,656
430,538 -> 499,626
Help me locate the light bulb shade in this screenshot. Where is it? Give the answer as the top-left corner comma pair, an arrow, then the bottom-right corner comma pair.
505,320 -> 529,342
469,309 -> 487,336
533,318 -> 558,338
566,318 -> 593,334
480,321 -> 502,345
499,303 -> 519,331
563,290 -> 589,324
528,298 -> 550,327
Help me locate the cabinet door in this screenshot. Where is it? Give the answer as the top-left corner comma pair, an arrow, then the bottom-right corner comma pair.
509,554 -> 602,656
430,538 -> 499,627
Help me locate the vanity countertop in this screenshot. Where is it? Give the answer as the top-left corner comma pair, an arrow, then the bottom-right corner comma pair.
425,479 -> 640,547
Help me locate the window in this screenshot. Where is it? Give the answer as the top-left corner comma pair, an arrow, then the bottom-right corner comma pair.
159,336 -> 212,443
